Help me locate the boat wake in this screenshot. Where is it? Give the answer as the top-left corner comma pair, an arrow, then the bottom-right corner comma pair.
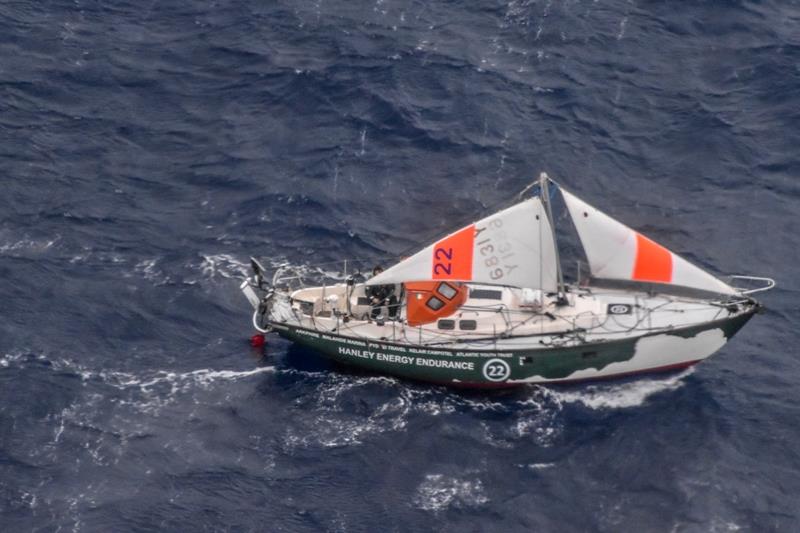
98,365 -> 276,393
1,346 -> 696,475
269,362 -> 699,453
1,350 -> 279,476
541,368 -> 696,410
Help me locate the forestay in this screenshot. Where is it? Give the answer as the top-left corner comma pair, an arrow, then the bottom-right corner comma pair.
561,188 -> 736,296
367,198 -> 559,292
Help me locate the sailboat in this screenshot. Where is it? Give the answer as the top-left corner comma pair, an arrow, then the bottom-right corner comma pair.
241,174 -> 773,387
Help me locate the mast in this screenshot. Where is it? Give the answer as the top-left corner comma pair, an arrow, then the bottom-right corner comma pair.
539,172 -> 566,303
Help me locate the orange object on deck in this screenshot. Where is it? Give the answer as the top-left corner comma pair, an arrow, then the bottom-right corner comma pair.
405,281 -> 468,326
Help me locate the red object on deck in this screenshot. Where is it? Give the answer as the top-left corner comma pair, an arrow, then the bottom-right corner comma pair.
250,333 -> 265,348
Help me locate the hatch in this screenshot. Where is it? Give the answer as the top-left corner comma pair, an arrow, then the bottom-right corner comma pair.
404,281 -> 468,326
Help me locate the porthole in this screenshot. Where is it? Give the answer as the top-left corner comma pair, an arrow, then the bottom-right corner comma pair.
437,283 -> 458,300
426,296 -> 445,311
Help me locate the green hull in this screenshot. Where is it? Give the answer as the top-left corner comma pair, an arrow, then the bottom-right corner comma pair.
270,310 -> 755,387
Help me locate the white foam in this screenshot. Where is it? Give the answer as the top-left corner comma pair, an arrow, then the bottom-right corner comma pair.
283,375 -> 409,448
512,416 -> 558,443
0,236 -> 58,254
22,353 -> 275,397
414,474 -> 489,512
709,519 -> 742,532
524,463 -> 555,470
69,249 -> 125,265
199,254 -> 250,279
106,366 -> 276,392
0,351 -> 47,368
9,351 -> 279,471
544,368 -> 695,410
617,16 -> 628,40
20,490 -> 37,509
133,258 -> 171,284
195,254 -> 353,289
277,374 -> 554,451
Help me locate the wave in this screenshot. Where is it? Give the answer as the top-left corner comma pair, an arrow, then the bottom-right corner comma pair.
2,345 -> 695,466
199,253 -> 251,279
2,349 -> 274,396
542,369 -> 695,410
102,366 -> 276,392
414,473 -> 489,512
0,235 -> 59,256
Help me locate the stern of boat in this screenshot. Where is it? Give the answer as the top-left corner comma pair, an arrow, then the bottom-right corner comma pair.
240,257 -> 279,332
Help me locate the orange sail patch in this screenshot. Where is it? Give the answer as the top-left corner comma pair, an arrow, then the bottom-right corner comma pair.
431,224 -> 475,280
632,233 -> 673,283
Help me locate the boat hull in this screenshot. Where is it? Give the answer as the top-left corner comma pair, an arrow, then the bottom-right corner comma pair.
269,308 -> 756,387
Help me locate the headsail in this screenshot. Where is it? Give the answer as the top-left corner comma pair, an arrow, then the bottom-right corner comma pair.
561,188 -> 736,296
367,198 -> 559,291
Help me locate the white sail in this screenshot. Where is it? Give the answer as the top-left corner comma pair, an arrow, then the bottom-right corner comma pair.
561,188 -> 736,296
367,198 -> 559,291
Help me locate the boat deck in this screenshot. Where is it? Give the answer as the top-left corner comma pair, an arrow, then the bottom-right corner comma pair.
270,282 -> 735,350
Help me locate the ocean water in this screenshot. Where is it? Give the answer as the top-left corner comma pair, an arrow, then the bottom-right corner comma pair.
1,0 -> 799,531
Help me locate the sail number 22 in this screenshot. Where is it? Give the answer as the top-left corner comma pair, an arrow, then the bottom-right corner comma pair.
433,247 -> 453,276
430,223 -> 475,280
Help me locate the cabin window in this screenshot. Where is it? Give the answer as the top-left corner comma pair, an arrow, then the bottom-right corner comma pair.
459,320 -> 477,331
437,282 -> 458,300
469,289 -> 503,300
437,319 -> 455,330
426,296 -> 445,311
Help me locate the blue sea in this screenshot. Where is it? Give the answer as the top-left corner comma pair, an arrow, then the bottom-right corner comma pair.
1,1 -> 798,531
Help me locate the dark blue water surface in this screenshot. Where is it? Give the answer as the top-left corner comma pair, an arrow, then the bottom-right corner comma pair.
2,1 -> 799,531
